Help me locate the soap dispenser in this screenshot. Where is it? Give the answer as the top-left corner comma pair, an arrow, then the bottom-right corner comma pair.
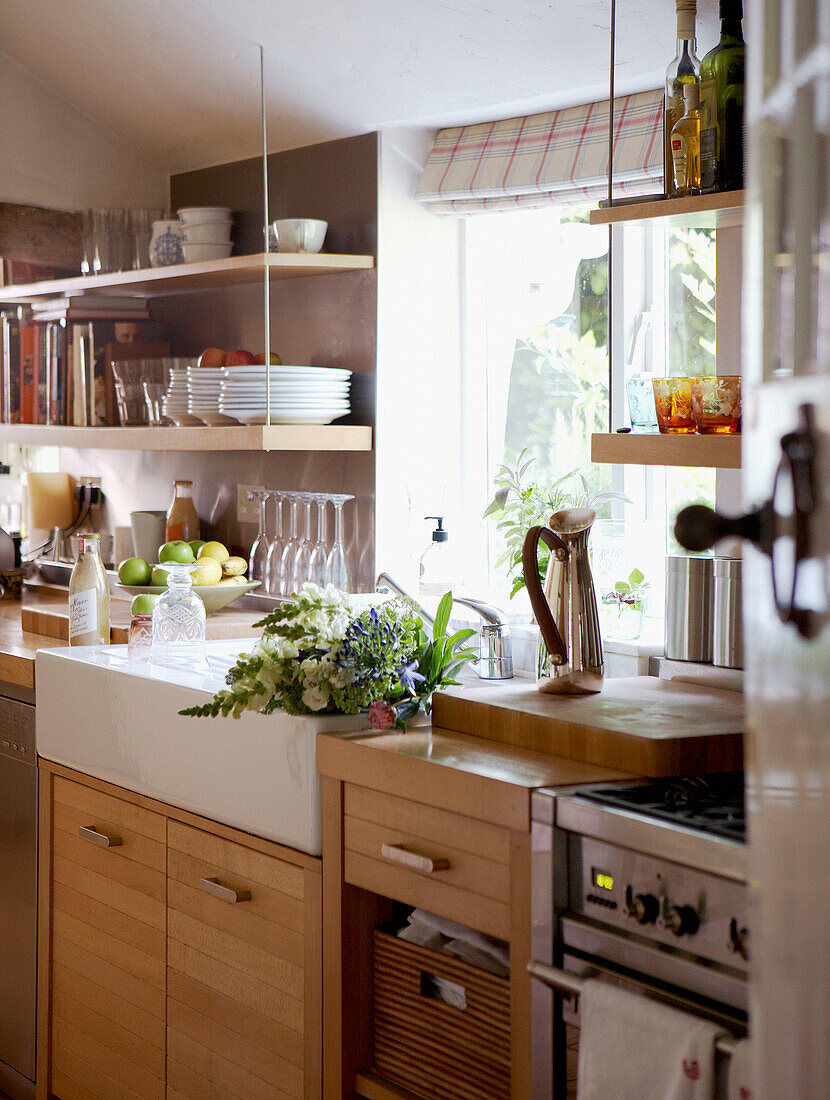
419,516 -> 454,601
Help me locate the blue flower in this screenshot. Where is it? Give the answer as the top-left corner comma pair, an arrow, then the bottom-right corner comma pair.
398,660 -> 426,694
369,607 -> 380,625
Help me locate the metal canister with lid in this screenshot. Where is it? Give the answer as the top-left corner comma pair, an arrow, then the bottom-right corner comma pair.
665,555 -> 714,662
712,556 -> 743,668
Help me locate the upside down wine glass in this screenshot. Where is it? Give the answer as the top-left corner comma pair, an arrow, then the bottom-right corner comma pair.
265,493 -> 286,595
325,494 -> 354,591
247,490 -> 271,585
280,495 -> 301,596
308,495 -> 329,586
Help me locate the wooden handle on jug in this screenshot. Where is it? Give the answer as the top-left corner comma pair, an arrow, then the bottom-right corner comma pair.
522,526 -> 570,667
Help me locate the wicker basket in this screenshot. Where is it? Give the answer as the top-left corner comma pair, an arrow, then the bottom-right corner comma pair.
372,928 -> 511,1099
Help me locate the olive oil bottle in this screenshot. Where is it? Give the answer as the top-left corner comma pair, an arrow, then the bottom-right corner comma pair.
664,0 -> 700,197
699,0 -> 746,192
671,83 -> 702,197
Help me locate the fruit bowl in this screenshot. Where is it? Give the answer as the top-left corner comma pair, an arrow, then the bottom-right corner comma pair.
116,580 -> 260,615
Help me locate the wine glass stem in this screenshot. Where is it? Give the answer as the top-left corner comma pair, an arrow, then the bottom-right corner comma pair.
334,502 -> 344,549
258,498 -> 266,537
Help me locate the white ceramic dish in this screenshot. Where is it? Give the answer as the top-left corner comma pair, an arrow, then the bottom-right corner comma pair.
177,206 -> 232,225
272,218 -> 327,254
182,222 -> 233,243
230,412 -> 347,425
183,242 -> 233,262
116,580 -> 259,614
221,365 -> 351,378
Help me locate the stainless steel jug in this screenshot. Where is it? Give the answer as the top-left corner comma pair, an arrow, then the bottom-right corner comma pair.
522,508 -> 604,694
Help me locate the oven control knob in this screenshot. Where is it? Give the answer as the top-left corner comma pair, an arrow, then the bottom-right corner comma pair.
665,904 -> 700,937
729,918 -> 749,960
625,886 -> 659,924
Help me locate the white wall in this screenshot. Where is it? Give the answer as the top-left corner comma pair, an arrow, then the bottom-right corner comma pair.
0,50 -> 167,210
375,127 -> 464,592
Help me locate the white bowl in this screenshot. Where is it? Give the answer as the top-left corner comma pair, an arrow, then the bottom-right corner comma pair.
177,206 -> 232,225
183,242 -> 233,262
182,222 -> 233,244
116,580 -> 259,615
272,219 -> 327,254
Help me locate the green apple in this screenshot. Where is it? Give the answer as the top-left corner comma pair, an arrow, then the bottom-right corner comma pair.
188,539 -> 207,557
117,556 -> 151,586
159,540 -> 195,565
130,593 -> 158,615
151,565 -> 170,586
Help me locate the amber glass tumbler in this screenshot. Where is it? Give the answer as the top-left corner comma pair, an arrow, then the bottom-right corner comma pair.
652,377 -> 696,434
691,376 -> 741,434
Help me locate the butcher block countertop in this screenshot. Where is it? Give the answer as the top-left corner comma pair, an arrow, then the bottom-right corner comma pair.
0,593 -> 62,689
431,676 -> 744,776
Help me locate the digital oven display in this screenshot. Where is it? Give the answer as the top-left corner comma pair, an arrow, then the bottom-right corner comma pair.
592,868 -> 615,892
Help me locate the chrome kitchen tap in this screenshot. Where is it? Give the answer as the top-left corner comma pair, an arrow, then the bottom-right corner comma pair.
375,572 -> 513,680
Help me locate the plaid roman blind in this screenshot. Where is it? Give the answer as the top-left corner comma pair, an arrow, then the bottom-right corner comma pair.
415,89 -> 663,213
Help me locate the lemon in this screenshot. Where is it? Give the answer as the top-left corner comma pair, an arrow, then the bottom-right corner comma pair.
118,557 -> 151,586
218,575 -> 247,586
222,556 -> 247,576
191,557 -> 223,586
197,541 -> 230,564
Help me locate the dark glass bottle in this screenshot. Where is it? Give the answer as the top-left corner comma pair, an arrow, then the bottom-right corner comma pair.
699,0 -> 746,193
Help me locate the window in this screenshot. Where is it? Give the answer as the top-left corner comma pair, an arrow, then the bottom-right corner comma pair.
457,207 -> 717,638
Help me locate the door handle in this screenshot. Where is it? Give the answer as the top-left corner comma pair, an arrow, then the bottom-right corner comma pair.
199,876 -> 251,904
78,825 -> 123,848
380,843 -> 450,874
675,402 -> 821,638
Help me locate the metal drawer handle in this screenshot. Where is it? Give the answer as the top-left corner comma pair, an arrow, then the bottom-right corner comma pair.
199,876 -> 251,904
79,825 -> 122,848
380,843 -> 450,874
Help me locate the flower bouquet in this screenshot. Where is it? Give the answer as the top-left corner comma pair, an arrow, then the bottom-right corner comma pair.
180,583 -> 477,731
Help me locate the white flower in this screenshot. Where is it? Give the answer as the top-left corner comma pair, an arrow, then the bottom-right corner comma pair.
302,684 -> 330,711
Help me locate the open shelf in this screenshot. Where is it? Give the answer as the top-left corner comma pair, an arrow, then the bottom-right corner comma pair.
0,422 -> 373,452
0,252 -> 375,302
591,432 -> 741,469
590,190 -> 744,229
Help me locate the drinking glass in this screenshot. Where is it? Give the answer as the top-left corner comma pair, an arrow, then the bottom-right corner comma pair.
265,494 -> 286,595
652,377 -> 696,434
292,494 -> 315,592
279,495 -> 302,596
247,491 -> 271,584
325,494 -> 354,591
308,495 -> 329,586
151,563 -> 207,671
690,376 -> 741,434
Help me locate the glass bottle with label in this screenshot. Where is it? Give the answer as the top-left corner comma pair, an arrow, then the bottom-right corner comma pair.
699,0 -> 746,193
68,533 -> 110,646
664,0 -> 699,197
165,480 -> 200,543
671,83 -> 702,197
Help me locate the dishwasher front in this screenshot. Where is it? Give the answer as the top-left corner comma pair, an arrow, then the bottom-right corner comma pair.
0,683 -> 37,1100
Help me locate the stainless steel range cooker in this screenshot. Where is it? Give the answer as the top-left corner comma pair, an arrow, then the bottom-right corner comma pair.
529,774 -> 748,1098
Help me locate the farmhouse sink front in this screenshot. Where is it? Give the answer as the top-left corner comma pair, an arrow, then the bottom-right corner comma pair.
35,643 -> 370,855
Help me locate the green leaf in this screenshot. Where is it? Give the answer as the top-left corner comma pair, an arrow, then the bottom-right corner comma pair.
433,591 -> 452,641
629,568 -> 644,586
614,581 -> 631,593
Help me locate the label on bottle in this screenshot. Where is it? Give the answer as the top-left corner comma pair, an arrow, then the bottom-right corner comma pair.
671,135 -> 689,192
699,75 -> 718,190
69,589 -> 97,640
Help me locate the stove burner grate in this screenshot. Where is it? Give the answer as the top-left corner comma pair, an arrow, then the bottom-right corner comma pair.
580,772 -> 745,842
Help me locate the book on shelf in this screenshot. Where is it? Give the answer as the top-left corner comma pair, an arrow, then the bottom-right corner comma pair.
1,310 -> 21,423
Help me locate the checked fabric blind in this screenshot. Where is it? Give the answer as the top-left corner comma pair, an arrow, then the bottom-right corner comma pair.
415,89 -> 663,213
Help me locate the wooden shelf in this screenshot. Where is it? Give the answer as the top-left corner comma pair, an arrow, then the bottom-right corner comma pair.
0,422 -> 373,452
0,252 -> 375,302
590,190 -> 745,229
591,432 -> 741,468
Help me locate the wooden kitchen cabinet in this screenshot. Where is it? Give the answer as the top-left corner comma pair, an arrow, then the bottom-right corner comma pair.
37,761 -> 322,1100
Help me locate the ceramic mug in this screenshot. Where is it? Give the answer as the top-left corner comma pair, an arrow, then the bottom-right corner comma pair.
149,220 -> 185,267
130,511 -> 166,563
272,219 -> 327,254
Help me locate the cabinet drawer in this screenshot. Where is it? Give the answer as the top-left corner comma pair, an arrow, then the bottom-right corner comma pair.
343,784 -> 512,940
166,821 -> 307,1099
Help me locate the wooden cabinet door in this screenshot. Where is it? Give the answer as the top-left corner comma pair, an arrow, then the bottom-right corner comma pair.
47,776 -> 166,1100
166,821 -> 319,1100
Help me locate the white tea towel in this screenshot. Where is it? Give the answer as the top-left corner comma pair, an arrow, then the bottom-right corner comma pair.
577,980 -> 727,1100
396,921 -> 446,951
406,909 -> 511,971
443,938 -> 510,978
726,1039 -> 754,1100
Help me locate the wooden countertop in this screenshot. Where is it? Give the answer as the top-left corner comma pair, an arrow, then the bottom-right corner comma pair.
318,724 -> 636,833
0,592 -> 66,689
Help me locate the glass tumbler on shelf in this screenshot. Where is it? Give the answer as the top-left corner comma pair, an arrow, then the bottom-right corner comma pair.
626,374 -> 658,432
690,376 -> 741,434
652,376 -> 697,434
151,563 -> 207,671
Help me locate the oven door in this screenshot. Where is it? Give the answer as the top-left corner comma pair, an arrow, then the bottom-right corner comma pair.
530,918 -> 747,1099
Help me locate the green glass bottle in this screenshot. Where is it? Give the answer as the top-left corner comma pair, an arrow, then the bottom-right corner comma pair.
699,0 -> 746,193
663,0 -> 700,197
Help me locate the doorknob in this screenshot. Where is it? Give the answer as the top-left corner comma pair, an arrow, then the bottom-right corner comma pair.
675,403 -> 821,639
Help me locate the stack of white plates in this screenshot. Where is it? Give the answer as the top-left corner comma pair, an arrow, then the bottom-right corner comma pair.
162,366 -> 191,417
219,365 -> 352,425
186,366 -> 223,416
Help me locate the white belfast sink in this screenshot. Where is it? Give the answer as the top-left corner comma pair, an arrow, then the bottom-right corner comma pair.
36,641 -> 371,855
